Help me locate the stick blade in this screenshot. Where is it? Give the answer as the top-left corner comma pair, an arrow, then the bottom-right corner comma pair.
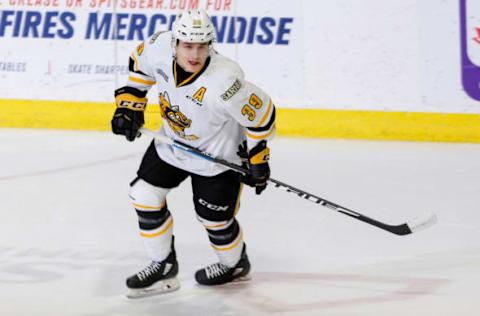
407,212 -> 438,234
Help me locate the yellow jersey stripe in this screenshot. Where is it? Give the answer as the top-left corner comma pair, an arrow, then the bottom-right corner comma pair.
140,217 -> 173,238
130,53 -> 140,72
233,183 -> 243,217
203,219 -> 232,229
211,231 -> 243,251
132,201 -> 166,211
129,76 -> 156,85
245,127 -> 275,140
204,222 -> 226,229
255,99 -> 273,128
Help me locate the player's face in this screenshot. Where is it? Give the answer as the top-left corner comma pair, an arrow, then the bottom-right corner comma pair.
175,41 -> 210,73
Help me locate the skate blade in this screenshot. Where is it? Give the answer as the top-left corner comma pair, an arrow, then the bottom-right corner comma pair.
126,277 -> 180,299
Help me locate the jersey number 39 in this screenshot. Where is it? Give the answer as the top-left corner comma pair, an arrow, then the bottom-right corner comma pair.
241,94 -> 263,121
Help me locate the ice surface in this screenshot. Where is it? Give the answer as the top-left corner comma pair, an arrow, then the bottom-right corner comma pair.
1,128 -> 479,316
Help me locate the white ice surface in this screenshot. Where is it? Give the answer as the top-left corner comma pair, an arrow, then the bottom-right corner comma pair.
1,129 -> 479,316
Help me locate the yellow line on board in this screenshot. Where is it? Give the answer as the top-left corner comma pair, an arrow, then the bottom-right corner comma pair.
276,108 -> 480,143
1,99 -> 480,143
0,99 -> 162,131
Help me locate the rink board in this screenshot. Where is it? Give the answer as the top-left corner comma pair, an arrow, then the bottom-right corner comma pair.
1,99 -> 480,143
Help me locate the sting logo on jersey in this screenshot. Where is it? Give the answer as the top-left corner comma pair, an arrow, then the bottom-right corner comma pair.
186,87 -> 206,106
159,92 -> 199,141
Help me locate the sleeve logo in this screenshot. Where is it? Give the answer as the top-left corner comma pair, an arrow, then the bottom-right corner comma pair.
221,79 -> 242,101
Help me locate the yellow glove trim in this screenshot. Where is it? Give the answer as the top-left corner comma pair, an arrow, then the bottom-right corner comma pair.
250,147 -> 270,165
115,93 -> 148,111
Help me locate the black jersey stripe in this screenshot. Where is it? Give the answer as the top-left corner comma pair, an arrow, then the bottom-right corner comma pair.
136,208 -> 171,230
247,106 -> 276,132
206,219 -> 240,246
129,57 -> 148,76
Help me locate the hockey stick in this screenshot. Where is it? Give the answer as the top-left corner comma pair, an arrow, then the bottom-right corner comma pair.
139,127 -> 437,236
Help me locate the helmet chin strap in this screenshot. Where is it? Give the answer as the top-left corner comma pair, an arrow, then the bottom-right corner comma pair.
170,38 -> 177,59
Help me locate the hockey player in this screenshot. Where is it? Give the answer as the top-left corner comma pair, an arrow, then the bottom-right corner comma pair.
111,9 -> 276,298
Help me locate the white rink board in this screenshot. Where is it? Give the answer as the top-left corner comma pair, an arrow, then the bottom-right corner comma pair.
1,0 -> 480,113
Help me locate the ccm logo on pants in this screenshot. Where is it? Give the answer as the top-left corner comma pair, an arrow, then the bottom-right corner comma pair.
198,199 -> 229,211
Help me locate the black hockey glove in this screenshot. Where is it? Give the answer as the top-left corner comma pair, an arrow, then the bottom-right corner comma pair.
111,86 -> 148,142
237,140 -> 271,195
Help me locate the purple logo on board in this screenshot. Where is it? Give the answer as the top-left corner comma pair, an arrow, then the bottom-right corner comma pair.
460,0 -> 480,101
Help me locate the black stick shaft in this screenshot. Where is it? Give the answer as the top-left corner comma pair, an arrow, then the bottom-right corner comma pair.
268,178 -> 412,235
168,138 -> 413,235
140,128 -> 417,236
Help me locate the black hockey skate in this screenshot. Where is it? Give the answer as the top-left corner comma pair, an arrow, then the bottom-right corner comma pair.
126,237 -> 180,298
195,244 -> 250,286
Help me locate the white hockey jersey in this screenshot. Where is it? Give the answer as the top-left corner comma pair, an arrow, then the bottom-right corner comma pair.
125,31 -> 276,176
